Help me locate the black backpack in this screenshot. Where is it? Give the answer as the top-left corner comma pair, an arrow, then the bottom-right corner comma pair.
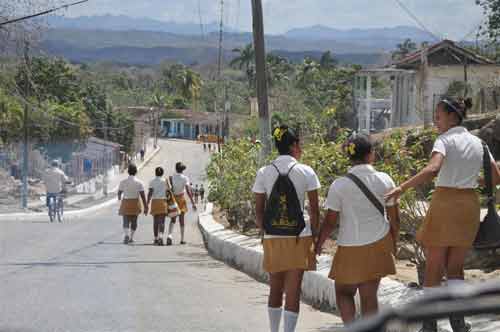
263,163 -> 306,236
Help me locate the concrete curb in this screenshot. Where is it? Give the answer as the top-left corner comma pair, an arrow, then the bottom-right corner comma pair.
198,203 -> 419,312
0,145 -> 161,222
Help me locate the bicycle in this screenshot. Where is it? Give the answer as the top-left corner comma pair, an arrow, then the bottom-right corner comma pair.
345,280 -> 500,332
47,193 -> 64,223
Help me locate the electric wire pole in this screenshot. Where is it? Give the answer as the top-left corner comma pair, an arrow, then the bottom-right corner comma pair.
216,0 -> 224,153
251,0 -> 271,157
22,41 -> 30,209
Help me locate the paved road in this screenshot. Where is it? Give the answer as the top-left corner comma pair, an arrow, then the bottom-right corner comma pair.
0,139 -> 341,332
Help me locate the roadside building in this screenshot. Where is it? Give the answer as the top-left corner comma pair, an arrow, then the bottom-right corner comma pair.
355,40 -> 500,133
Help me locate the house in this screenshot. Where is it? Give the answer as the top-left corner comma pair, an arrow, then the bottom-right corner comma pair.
160,109 -> 220,139
355,40 -> 500,133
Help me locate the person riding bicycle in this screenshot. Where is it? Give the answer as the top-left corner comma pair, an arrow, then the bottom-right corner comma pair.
43,160 -> 70,209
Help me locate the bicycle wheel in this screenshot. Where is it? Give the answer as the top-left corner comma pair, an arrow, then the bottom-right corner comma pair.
57,197 -> 64,223
48,197 -> 55,222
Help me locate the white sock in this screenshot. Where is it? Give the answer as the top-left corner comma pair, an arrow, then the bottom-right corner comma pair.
268,307 -> 282,332
168,222 -> 174,237
159,232 -> 164,239
123,228 -> 129,237
130,230 -> 135,240
180,225 -> 185,242
283,310 -> 298,332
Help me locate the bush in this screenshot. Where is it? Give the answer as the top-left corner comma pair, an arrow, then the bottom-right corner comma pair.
207,128 -> 439,283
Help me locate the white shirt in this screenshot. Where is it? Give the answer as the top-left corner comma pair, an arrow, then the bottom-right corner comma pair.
432,126 -> 490,189
43,167 -> 68,194
118,176 -> 145,199
325,164 -> 397,246
171,173 -> 190,195
252,155 -> 321,239
149,177 -> 167,199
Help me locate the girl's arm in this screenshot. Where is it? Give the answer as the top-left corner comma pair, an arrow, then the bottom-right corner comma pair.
255,193 -> 266,230
140,191 -> 148,215
147,188 -> 153,206
386,152 -> 444,201
315,210 -> 339,256
386,205 -> 401,254
307,190 -> 320,239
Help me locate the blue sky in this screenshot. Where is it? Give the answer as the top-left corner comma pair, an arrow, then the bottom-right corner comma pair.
63,0 -> 485,39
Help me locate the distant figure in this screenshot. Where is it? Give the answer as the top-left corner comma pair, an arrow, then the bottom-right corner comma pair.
140,148 -> 145,162
203,143 -> 207,152
194,184 -> 200,204
199,184 -> 205,203
208,144 -> 212,153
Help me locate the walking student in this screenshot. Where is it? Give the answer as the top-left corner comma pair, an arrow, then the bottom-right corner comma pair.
199,184 -> 205,203
316,134 -> 399,325
253,125 -> 320,332
194,184 -> 200,204
147,167 -> 168,246
166,162 -> 197,245
118,164 -> 148,245
386,98 -> 500,332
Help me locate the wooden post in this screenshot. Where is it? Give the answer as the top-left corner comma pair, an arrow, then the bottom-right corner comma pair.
421,47 -> 432,128
251,0 -> 271,157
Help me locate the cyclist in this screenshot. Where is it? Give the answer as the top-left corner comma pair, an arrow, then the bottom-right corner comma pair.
43,160 -> 69,220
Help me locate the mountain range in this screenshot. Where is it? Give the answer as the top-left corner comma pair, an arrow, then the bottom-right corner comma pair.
39,15 -> 436,66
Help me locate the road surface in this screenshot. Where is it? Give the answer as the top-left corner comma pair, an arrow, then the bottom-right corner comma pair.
0,139 -> 342,332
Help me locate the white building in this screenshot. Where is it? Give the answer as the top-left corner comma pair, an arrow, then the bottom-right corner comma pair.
355,40 -> 499,133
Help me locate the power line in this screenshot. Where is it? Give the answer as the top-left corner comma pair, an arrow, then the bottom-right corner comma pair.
393,0 -> 442,42
197,0 -> 205,39
0,0 -> 89,27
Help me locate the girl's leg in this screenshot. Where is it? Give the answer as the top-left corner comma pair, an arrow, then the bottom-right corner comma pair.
446,247 -> 471,332
122,216 -> 130,243
335,283 -> 358,324
167,217 -> 176,244
283,269 -> 305,332
421,246 -> 448,332
129,216 -> 138,241
153,215 -> 159,240
179,213 -> 186,243
158,215 -> 166,241
358,279 -> 381,318
268,272 -> 285,332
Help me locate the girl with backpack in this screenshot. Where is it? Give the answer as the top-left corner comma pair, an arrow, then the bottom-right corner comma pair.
253,125 -> 321,332
316,134 -> 400,326
385,98 -> 500,332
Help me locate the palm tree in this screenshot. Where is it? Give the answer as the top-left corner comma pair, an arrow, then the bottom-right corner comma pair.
177,68 -> 202,111
230,43 -> 255,87
392,38 -> 418,61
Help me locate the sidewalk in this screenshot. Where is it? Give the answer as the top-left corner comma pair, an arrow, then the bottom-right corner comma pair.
0,144 -> 161,221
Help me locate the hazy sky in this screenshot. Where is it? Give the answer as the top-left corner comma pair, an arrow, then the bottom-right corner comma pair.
62,0 -> 485,39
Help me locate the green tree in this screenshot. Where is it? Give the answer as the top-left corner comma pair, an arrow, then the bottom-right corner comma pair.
230,43 -> 256,88
477,0 -> 500,42
392,38 -> 418,61
319,51 -> 337,69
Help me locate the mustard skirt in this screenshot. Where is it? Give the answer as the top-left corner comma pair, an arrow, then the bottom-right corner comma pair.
263,236 -> 316,273
175,194 -> 188,214
119,198 -> 142,216
417,187 -> 480,248
329,232 -> 396,285
150,199 -> 167,216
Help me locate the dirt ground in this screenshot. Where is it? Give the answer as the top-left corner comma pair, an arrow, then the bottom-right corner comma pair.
212,207 -> 500,285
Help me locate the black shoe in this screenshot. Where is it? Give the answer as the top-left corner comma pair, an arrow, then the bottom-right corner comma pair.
158,238 -> 164,246
419,320 -> 438,332
154,239 -> 159,245
129,238 -> 134,244
180,241 -> 186,245
450,316 -> 472,332
166,238 -> 172,246
123,235 -> 130,245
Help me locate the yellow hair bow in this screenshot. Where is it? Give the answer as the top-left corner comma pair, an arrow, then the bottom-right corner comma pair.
345,143 -> 356,156
273,127 -> 287,142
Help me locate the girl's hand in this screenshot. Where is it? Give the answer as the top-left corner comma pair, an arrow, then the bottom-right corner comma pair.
385,186 -> 403,202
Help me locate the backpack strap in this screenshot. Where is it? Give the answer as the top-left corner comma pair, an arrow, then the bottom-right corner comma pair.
345,173 -> 385,217
270,163 -> 298,176
482,141 -> 495,203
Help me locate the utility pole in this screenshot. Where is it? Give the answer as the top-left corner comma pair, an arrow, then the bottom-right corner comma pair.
21,41 -> 30,209
216,0 -> 224,153
421,45 -> 431,129
251,0 -> 271,157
